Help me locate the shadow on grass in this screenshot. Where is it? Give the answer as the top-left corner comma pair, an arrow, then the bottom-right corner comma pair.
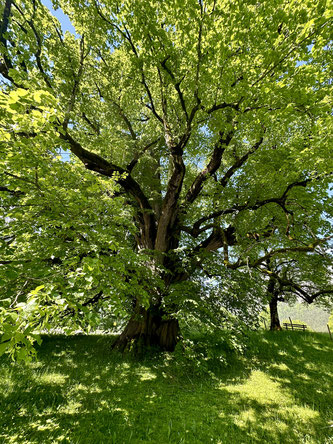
0,332 -> 332,443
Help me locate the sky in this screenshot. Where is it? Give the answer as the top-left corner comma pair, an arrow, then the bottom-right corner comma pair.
41,0 -> 75,34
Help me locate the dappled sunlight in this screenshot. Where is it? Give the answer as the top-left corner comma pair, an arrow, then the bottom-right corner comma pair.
29,362 -> 44,370
109,407 -> 130,421
269,362 -> 290,372
30,418 -> 59,432
223,370 -> 293,404
305,362 -> 320,371
218,369 -> 320,442
0,333 -> 332,443
0,370 -> 15,393
297,372 -> 311,381
97,399 -> 110,411
137,367 -> 158,381
70,382 -> 102,394
145,391 -> 158,402
2,434 -> 22,444
277,350 -> 288,357
233,407 -> 260,425
58,400 -> 83,414
36,372 -> 68,385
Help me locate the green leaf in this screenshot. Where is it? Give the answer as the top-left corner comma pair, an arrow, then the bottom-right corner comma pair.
0,341 -> 10,356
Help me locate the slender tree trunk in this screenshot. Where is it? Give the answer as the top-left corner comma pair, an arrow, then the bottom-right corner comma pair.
112,304 -> 180,352
267,275 -> 282,331
269,293 -> 282,330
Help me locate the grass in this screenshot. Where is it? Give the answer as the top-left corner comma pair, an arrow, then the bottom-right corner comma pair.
0,331 -> 332,443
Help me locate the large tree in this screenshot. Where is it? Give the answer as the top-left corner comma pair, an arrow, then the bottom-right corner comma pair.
0,0 -> 332,355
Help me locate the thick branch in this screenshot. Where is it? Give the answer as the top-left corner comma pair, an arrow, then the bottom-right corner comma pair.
61,131 -> 156,248
0,185 -> 24,196
245,237 -> 333,269
194,225 -> 236,253
155,152 -> 185,253
206,102 -> 240,114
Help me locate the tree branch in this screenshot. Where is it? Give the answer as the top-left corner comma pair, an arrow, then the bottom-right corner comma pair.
12,0 -> 52,88
220,135 -> 265,188
111,100 -> 137,140
193,225 -> 236,253
127,138 -> 160,172
206,102 -> 240,114
246,236 -> 333,269
155,152 -> 185,253
186,175 -> 321,237
185,130 -> 234,205
259,267 -> 333,304
0,0 -> 20,85
60,131 -> 156,248
0,186 -> 24,196
63,35 -> 86,130
81,112 -> 100,135
160,55 -> 188,122
60,290 -> 107,318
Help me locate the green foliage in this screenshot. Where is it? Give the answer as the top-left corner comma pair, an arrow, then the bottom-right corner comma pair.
165,272 -> 264,373
175,307 -> 247,374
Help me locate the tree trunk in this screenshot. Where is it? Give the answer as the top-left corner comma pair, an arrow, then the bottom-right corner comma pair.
112,305 -> 180,352
113,210 -> 183,353
269,294 -> 282,331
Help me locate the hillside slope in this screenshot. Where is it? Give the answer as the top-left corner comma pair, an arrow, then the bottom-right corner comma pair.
0,332 -> 332,443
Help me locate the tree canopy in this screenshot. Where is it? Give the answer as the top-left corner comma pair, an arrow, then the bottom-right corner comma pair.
0,0 -> 332,358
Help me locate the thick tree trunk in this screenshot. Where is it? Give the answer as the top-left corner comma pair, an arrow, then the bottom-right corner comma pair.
269,294 -> 282,331
113,203 -> 183,353
112,305 -> 180,352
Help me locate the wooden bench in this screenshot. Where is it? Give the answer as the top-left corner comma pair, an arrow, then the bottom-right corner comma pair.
283,322 -> 307,331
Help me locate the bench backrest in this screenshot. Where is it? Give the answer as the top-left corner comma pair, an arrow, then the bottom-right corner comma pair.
283,323 -> 307,330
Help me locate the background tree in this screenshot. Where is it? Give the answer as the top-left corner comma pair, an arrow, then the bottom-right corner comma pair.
0,0 -> 332,355
261,247 -> 333,330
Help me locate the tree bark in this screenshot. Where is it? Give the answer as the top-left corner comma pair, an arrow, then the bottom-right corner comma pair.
269,292 -> 282,331
112,305 -> 180,352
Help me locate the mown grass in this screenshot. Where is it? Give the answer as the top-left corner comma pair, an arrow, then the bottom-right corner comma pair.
0,331 -> 332,443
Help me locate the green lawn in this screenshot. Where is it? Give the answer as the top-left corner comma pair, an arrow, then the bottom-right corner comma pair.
0,331 -> 332,443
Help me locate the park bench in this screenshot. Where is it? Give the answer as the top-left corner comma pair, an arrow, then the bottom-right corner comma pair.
283,322 -> 307,331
